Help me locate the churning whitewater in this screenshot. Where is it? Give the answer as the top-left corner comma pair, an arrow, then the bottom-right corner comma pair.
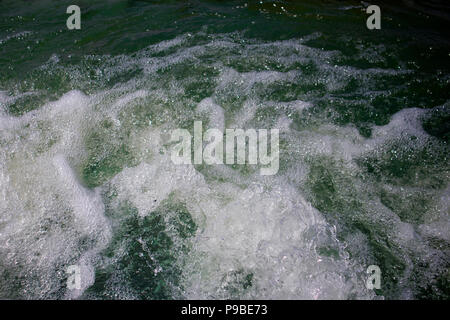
0,1 -> 449,300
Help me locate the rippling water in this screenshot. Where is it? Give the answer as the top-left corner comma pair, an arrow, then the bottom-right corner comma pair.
0,0 -> 449,299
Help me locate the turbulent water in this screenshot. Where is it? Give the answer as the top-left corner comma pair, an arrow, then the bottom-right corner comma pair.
0,0 -> 449,299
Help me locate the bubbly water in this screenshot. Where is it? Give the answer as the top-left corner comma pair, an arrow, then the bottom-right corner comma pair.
0,0 -> 449,299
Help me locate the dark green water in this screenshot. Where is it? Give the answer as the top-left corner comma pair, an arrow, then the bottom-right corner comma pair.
0,0 -> 449,299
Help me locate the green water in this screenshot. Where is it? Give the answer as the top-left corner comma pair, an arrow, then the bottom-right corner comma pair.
0,0 -> 449,299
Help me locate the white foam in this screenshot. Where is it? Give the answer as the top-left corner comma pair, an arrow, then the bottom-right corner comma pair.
197,98 -> 225,131
0,90 -> 111,298
1,30 -> 447,299
99,124 -> 374,298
